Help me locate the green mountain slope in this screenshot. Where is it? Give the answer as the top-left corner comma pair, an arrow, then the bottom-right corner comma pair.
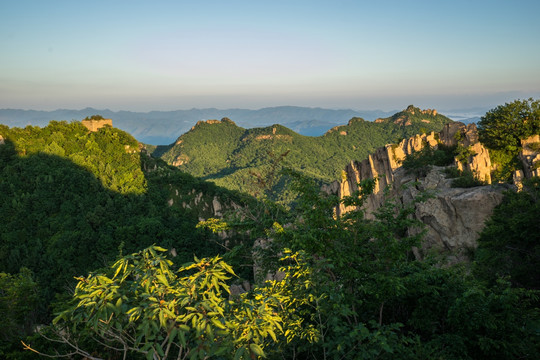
0,121 -> 253,313
156,106 -> 454,199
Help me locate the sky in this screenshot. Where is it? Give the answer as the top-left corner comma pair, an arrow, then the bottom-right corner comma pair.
1,0 -> 539,112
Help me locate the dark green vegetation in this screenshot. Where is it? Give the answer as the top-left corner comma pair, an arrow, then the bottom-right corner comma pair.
401,143 -> 457,177
0,121 -> 254,358
474,177 -> 540,289
0,100 -> 539,359
83,114 -> 106,121
478,98 -> 540,182
28,172 -> 540,360
155,106 -> 453,202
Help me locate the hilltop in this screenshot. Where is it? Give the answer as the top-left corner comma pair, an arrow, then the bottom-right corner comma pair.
154,106 -> 454,202
0,120 -> 256,304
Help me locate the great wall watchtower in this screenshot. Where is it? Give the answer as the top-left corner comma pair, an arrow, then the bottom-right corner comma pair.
81,117 -> 113,132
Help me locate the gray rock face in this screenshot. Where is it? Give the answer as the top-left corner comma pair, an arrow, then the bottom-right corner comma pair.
391,167 -> 504,261
520,134 -> 540,178
325,123 -> 506,261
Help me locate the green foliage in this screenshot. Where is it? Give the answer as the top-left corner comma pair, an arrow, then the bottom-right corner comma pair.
0,121 -> 253,352
245,172 -> 540,359
400,142 -> 487,187
451,170 -> 487,188
0,269 -> 39,343
158,110 -> 453,203
50,246 -> 284,359
489,148 -> 523,183
401,143 -> 456,177
83,114 -> 105,120
2,107 -> 540,359
474,177 -> 540,289
1,120 -> 146,194
478,98 -> 540,181
478,98 -> 540,154
527,141 -> 540,152
443,166 -> 462,178
251,172 -> 425,358
454,145 -> 477,165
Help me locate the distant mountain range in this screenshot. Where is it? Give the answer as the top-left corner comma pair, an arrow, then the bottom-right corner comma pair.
0,106 -> 485,145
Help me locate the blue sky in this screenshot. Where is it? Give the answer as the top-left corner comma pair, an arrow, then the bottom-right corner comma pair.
1,0 -> 539,111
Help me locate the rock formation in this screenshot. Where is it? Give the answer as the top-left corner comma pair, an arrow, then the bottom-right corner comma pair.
519,134 -> 540,178
323,122 -> 505,261
387,166 -> 504,262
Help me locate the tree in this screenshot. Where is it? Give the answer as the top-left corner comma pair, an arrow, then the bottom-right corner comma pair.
30,246 -> 285,360
474,177 -> 540,289
478,98 -> 540,154
0,268 -> 39,342
251,171 -> 540,359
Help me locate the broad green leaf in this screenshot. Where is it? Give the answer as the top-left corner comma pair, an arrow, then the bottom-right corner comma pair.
156,274 -> 169,287
249,343 -> 265,358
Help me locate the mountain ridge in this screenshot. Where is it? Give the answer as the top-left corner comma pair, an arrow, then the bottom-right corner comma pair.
0,106 -> 420,144
155,106 -> 455,201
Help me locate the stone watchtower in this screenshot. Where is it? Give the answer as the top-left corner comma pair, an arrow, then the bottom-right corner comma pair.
81,116 -> 113,132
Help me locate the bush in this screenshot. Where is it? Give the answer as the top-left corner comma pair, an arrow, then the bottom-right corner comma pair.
478,98 -> 540,154
402,144 -> 456,177
451,170 -> 486,188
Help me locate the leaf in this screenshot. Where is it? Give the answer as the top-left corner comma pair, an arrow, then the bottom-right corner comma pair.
178,324 -> 190,332
169,328 -> 178,344
156,343 -> 165,357
250,343 -> 266,358
234,347 -> 245,360
267,328 -> 277,342
211,317 -> 226,330
113,261 -> 123,279
174,329 -> 185,347
156,273 -> 169,287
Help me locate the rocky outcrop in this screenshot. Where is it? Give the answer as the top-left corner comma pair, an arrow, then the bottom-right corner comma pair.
375,105 -> 441,125
324,122 -> 504,261
520,135 -> 540,178
392,167 -> 504,262
172,154 -> 189,166
322,131 -> 439,215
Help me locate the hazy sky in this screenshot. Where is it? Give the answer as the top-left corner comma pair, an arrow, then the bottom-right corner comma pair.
1,0 -> 539,112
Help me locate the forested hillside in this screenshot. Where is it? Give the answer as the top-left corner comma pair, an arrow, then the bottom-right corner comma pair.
0,121 -> 257,356
0,101 -> 538,360
155,105 -> 454,201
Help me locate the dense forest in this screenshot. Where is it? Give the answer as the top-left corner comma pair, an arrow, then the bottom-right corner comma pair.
153,105 -> 453,203
0,100 -> 539,359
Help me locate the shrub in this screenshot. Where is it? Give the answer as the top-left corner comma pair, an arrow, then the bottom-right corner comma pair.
451,170 -> 486,188
402,144 -> 456,177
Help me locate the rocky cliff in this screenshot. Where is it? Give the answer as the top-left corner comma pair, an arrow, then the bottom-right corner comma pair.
322,122 -> 522,261
515,134 -> 540,183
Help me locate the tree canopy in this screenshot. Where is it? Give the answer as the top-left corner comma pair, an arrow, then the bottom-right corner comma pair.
478,98 -> 540,154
